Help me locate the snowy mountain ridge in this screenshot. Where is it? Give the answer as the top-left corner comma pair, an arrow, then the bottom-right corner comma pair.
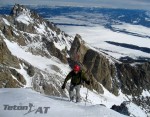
0,4 -> 73,94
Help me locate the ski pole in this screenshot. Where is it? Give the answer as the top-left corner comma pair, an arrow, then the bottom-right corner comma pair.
85,87 -> 88,106
61,89 -> 64,101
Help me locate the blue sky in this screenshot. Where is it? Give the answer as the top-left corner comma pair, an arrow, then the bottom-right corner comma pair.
0,0 -> 150,11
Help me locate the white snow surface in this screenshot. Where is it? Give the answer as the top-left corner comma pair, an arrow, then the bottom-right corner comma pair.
112,23 -> 150,36
16,14 -> 33,25
4,39 -> 71,87
34,23 -> 47,34
126,103 -> 148,117
0,88 -> 129,117
142,90 -> 150,97
80,87 -> 125,108
15,6 -> 34,25
2,18 -> 10,26
16,64 -> 32,87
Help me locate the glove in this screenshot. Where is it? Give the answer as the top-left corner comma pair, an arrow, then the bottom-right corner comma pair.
61,84 -> 65,89
86,81 -> 90,85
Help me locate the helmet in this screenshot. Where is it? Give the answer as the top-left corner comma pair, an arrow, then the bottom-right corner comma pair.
73,65 -> 80,72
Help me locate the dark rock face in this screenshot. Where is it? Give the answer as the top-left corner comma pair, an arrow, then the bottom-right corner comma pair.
20,60 -> 35,77
116,62 -> 150,96
14,21 -> 34,34
2,26 -> 13,38
0,66 -> 24,88
43,38 -> 67,63
111,102 -> 130,116
0,38 -> 20,68
82,49 -> 119,95
10,68 -> 26,85
115,62 -> 150,113
83,49 -> 112,90
0,34 -> 26,87
27,65 -> 35,77
132,96 -> 150,114
70,34 -> 88,63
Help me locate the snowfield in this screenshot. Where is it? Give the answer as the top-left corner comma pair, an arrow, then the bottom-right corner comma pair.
58,25 -> 150,59
0,88 -> 129,117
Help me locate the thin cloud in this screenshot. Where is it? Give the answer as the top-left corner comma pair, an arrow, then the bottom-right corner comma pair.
0,0 -> 150,10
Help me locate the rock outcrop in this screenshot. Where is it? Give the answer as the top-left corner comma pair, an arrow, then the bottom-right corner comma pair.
69,34 -> 150,99
0,38 -> 20,68
116,62 -> 150,96
111,101 -> 130,116
0,36 -> 25,87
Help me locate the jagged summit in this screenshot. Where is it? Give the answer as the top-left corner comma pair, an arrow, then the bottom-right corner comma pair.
11,4 -> 32,17
1,4 -> 73,60
0,4 -> 73,91
9,4 -> 43,22
10,4 -> 44,26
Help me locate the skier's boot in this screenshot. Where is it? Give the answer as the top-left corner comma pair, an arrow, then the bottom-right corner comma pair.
70,96 -> 75,102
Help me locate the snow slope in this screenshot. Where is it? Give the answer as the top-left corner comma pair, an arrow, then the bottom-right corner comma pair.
3,39 -> 70,88
0,88 -> 128,117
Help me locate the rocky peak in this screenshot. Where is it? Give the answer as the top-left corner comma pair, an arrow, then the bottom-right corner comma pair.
0,4 -> 73,62
11,4 -> 33,17
0,4 -> 73,90
70,34 -> 87,64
